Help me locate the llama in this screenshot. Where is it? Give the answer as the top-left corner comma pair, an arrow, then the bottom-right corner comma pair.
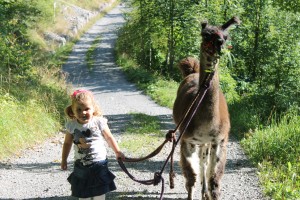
173,17 -> 240,200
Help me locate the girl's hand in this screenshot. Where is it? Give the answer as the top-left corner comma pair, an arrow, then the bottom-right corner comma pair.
61,160 -> 68,170
116,151 -> 125,161
61,132 -> 73,170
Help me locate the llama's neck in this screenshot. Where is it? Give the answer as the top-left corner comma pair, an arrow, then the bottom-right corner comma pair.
199,51 -> 221,118
199,52 -> 220,88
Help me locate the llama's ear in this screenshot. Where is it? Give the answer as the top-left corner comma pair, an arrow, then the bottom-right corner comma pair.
221,16 -> 240,31
201,21 -> 208,29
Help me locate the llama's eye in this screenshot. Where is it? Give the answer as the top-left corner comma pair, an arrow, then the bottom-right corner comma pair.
202,34 -> 210,41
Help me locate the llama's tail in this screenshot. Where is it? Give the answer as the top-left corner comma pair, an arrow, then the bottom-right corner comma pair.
178,57 -> 200,78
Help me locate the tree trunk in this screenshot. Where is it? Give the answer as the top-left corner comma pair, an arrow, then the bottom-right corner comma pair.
252,0 -> 262,81
168,0 -> 175,73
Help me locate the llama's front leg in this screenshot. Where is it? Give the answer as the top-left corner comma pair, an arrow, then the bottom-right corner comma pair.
180,140 -> 199,200
199,144 -> 211,200
208,139 -> 228,200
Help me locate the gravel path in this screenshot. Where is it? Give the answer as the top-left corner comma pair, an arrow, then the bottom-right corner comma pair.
0,4 -> 267,200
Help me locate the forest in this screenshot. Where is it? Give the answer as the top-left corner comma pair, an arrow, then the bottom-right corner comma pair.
0,0 -> 299,199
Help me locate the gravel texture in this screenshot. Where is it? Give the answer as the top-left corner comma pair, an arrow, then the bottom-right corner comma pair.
0,4 -> 267,200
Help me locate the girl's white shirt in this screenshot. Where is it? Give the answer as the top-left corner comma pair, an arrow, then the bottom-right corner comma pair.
65,116 -> 108,165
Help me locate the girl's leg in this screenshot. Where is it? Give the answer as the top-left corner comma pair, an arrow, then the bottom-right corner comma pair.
79,195 -> 105,200
93,194 -> 105,200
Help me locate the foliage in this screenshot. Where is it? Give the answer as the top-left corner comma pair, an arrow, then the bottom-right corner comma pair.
0,0 -> 41,35
258,161 -> 300,199
272,0 -> 300,12
118,0 -> 203,78
0,1 -> 38,74
242,112 -> 300,165
219,50 -> 240,103
229,95 -> 269,138
232,0 -> 300,114
241,112 -> 300,199
0,93 -> 59,158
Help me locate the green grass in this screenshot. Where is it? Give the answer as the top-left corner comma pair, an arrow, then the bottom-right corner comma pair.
86,35 -> 101,70
119,113 -> 166,157
146,78 -> 178,108
0,93 -> 59,158
116,54 -> 178,109
0,60 -> 70,160
241,113 -> 300,199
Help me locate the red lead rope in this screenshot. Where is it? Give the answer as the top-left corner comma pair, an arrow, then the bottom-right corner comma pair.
117,71 -> 215,200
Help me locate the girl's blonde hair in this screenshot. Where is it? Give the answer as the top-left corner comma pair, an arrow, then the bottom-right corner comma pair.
65,90 -> 102,119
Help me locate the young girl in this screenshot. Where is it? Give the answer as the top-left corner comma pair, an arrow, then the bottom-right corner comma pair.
61,89 -> 124,200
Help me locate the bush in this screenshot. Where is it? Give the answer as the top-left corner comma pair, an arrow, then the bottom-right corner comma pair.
241,113 -> 300,199
0,93 -> 59,158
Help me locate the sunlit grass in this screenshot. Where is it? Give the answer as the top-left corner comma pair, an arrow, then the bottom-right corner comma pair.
0,94 -> 59,159
0,65 -> 69,160
146,79 -> 178,109
86,35 -> 101,70
241,113 -> 300,199
116,54 -> 178,109
119,113 -> 165,157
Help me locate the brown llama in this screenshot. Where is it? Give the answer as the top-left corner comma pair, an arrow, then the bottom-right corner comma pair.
173,17 -> 240,200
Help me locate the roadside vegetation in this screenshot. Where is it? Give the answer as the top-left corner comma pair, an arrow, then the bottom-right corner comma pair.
115,0 -> 300,199
86,35 -> 102,70
0,0 -> 116,159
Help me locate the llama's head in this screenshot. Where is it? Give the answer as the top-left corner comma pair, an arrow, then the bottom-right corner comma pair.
201,17 -> 240,58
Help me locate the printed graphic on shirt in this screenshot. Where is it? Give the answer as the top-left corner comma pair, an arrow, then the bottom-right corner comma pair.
72,126 -> 103,164
73,129 -> 93,154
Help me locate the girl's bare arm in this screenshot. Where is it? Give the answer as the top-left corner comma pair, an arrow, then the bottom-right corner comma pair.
61,132 -> 73,170
102,127 -> 124,160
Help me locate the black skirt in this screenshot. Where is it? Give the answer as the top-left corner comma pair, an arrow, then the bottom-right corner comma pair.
67,160 -> 116,198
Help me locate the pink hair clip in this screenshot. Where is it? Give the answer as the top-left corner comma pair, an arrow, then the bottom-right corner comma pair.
72,89 -> 92,98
